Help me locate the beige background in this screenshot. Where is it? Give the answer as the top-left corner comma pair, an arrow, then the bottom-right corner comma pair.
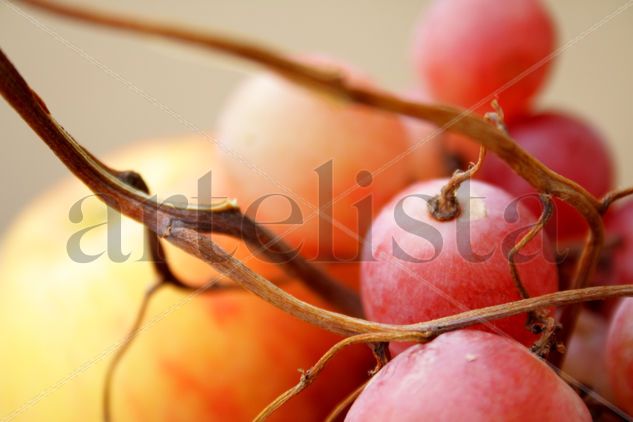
1,0 -> 632,235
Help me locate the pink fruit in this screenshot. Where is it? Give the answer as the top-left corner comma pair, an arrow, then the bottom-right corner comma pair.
400,90 -> 447,181
606,298 -> 633,415
412,0 -> 556,118
361,179 -> 558,353
606,200 -> 633,286
479,111 -> 614,242
562,309 -> 613,400
217,58 -> 411,261
346,330 -> 591,421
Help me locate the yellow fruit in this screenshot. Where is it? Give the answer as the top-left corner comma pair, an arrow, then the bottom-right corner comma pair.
0,136 -> 370,421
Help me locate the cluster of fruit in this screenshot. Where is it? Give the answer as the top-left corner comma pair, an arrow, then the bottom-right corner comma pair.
1,0 -> 632,421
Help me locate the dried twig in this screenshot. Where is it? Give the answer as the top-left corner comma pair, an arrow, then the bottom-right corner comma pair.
253,333 -> 419,421
427,146 -> 487,221
4,2 -> 633,417
3,44 -> 633,347
16,0 -> 611,358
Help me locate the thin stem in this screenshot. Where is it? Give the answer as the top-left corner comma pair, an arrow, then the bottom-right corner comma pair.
20,0 -> 602,212
14,0 -> 613,363
507,195 -> 554,335
103,283 -> 162,422
508,194 -> 553,300
0,46 -> 362,316
253,333 -> 419,421
324,380 -> 370,422
2,29 -> 632,344
427,146 -> 487,221
600,187 -> 633,213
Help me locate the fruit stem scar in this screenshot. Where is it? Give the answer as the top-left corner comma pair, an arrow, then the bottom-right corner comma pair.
427,145 -> 487,221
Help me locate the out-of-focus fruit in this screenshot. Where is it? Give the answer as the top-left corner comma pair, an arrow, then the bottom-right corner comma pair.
606,200 -> 633,286
562,309 -> 613,400
400,90 -> 448,180
606,298 -> 633,415
478,111 -> 614,242
361,179 -> 558,353
217,59 -> 411,261
412,0 -> 556,119
0,136 -> 370,422
346,330 -> 591,421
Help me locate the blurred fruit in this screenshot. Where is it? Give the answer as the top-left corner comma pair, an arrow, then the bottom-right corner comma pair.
562,309 -> 613,400
478,111 -> 614,242
399,90 -> 448,180
0,136 -> 370,422
605,298 -> 633,416
216,58 -> 412,261
606,200 -> 633,286
412,0 -> 556,119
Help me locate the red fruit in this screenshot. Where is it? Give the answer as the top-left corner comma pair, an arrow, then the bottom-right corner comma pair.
400,90 -> 448,181
346,330 -> 591,421
361,179 -> 558,353
562,309 -> 613,400
412,0 -> 556,118
606,298 -> 633,415
479,111 -> 614,242
606,200 -> 633,286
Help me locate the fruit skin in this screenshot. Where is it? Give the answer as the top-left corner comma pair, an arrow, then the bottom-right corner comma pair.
361,179 -> 558,353
606,200 -> 633,286
0,136 -> 371,422
217,59 -> 411,261
400,90 -> 448,181
562,309 -> 613,401
346,330 -> 591,421
478,111 -> 614,242
413,0 -> 556,119
606,298 -> 633,415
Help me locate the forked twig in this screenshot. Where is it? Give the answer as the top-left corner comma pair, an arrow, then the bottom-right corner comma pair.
4,3 -> 633,416
15,0 -> 613,365
3,38 -> 633,356
508,194 -> 554,301
253,332 -> 421,421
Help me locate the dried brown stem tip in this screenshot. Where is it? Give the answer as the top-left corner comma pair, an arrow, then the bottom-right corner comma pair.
428,146 -> 487,221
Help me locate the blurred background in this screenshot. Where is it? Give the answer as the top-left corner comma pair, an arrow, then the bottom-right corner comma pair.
1,0 -> 632,235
